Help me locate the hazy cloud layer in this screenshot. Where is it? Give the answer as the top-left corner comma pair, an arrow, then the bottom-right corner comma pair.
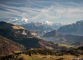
0,0 -> 83,23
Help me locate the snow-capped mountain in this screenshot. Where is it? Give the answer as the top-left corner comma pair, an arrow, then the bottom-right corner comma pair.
6,18 -> 67,36
22,22 -> 53,36
7,18 -> 29,25
7,18 -> 66,27
7,18 -> 53,25
22,21 -> 67,36
37,20 -> 53,25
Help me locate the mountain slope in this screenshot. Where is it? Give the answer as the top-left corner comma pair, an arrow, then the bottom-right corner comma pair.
22,22 -> 53,36
0,21 -> 59,50
43,30 -> 59,37
22,21 -> 65,36
57,20 -> 83,36
42,30 -> 83,44
0,35 -> 26,55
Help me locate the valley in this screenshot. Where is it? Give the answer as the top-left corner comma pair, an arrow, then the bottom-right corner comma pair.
0,21 -> 83,60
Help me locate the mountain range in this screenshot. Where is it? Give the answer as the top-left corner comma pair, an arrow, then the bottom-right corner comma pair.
58,20 -> 83,36
42,30 -> 83,44
1,20 -> 83,55
0,21 -> 67,55
22,21 -> 65,36
8,19 -> 83,36
7,18 -> 66,36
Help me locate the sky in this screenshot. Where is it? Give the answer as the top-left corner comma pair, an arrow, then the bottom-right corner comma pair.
0,0 -> 83,23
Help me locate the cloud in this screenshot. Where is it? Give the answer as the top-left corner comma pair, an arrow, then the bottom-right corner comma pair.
31,4 -> 83,21
0,0 -> 83,23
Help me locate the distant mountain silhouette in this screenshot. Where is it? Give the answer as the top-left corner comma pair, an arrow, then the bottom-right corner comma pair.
43,30 -> 59,37
58,20 -> 83,36
42,30 -> 83,44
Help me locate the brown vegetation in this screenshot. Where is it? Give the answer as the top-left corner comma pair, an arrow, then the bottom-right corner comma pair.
0,35 -> 26,56
0,48 -> 83,60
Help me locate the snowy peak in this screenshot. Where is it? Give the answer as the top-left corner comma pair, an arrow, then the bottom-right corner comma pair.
7,18 -> 29,25
32,20 -> 53,26
7,18 -> 67,26
6,18 -> 68,30
22,18 -> 28,23
40,20 -> 53,25
7,18 -> 54,25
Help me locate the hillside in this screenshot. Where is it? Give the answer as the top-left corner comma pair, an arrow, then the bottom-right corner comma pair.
43,30 -> 59,37
0,35 -> 26,55
42,30 -> 83,44
57,20 -> 83,36
1,46 -> 83,60
0,21 -> 39,38
0,21 -> 60,50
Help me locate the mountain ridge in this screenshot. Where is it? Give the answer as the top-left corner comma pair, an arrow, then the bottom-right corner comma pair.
42,30 -> 83,44
0,21 -> 61,50
58,20 -> 83,36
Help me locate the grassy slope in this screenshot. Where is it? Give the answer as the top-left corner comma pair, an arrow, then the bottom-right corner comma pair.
12,54 -> 83,60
